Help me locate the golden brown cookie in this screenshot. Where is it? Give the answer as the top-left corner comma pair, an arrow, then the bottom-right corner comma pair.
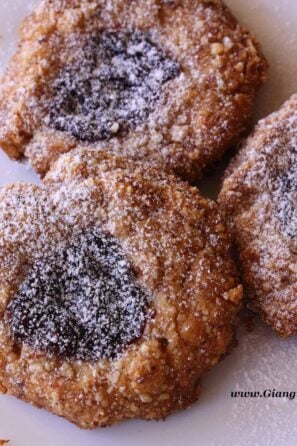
219,94 -> 297,337
0,0 -> 268,181
0,148 -> 242,428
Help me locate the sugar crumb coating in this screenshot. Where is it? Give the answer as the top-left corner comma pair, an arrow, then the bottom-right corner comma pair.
0,0 -> 268,181
219,94 -> 297,337
0,148 -> 242,428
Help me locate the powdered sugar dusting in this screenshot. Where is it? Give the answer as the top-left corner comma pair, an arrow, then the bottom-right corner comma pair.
6,229 -> 151,361
0,175 -> 160,362
0,0 -> 268,180
0,0 -> 295,443
47,30 -> 179,142
220,95 -> 297,336
245,105 -> 297,245
274,149 -> 297,241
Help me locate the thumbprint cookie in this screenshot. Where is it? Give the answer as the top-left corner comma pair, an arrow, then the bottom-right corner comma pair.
0,0 -> 268,181
219,94 -> 297,337
0,148 -> 242,428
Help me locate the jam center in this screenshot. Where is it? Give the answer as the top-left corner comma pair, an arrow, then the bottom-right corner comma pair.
273,149 -> 297,240
6,231 -> 151,361
47,30 -> 180,142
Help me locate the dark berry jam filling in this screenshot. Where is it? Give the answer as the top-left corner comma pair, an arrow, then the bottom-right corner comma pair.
47,30 -> 180,142
274,150 -> 297,240
6,231 -> 151,361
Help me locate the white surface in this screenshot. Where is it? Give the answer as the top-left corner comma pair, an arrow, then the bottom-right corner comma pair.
0,1 -> 297,445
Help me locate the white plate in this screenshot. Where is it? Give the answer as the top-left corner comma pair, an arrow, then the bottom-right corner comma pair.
0,1 -> 297,445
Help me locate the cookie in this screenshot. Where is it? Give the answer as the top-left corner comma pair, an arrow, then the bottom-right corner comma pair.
219,94 -> 297,337
0,148 -> 242,428
0,0 -> 268,181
